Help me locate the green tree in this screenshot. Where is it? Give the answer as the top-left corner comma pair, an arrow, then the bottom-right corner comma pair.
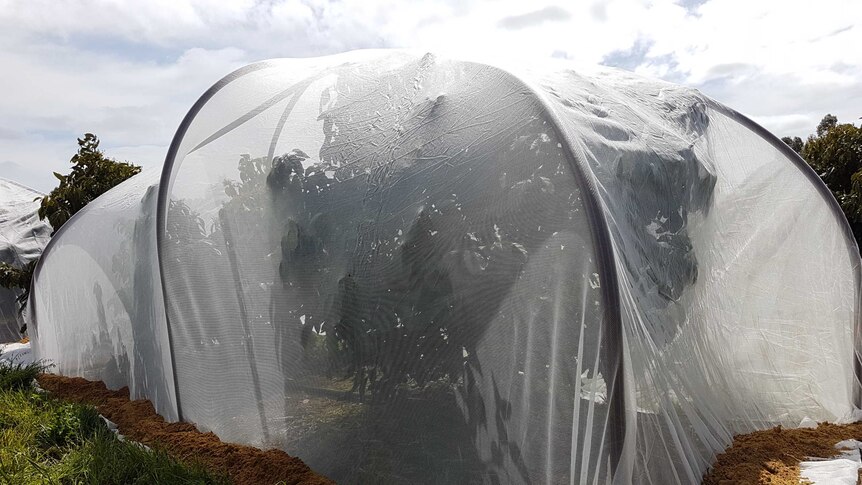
817,113 -> 839,137
38,133 -> 141,233
797,115 -> 862,247
781,136 -> 804,154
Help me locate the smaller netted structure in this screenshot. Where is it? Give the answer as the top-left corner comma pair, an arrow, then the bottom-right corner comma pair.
31,51 -> 862,484
0,178 -> 50,342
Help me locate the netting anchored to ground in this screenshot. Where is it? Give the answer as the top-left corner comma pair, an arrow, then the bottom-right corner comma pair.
29,50 -> 862,484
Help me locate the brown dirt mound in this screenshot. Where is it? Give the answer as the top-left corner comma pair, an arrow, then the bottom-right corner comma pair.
702,422 -> 862,484
37,374 -> 333,485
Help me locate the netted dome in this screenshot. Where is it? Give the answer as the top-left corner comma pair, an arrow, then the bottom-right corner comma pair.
31,50 -> 862,484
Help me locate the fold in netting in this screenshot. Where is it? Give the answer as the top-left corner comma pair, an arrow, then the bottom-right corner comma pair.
31,50 -> 862,485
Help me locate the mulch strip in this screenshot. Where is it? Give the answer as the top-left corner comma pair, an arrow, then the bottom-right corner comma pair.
38,372 -> 862,484
37,374 -> 333,485
702,422 -> 862,484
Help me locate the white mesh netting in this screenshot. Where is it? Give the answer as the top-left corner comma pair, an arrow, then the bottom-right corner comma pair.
31,51 -> 861,484
0,178 -> 50,342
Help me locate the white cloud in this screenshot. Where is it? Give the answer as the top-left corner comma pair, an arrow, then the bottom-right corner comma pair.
629,0 -> 862,133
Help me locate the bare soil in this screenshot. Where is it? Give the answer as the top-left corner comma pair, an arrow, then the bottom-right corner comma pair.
703,422 -> 862,484
34,372 -> 862,484
37,374 -> 333,485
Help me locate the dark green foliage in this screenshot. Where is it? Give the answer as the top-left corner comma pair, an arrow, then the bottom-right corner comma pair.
166,200 -> 210,246
781,136 -> 804,154
803,122 -> 862,218
0,260 -> 37,321
64,430 -> 230,485
37,133 -> 141,233
0,356 -> 49,391
223,153 -> 271,215
35,402 -> 103,450
786,115 -> 862,248
817,113 -> 839,137
0,377 -> 230,484
0,261 -> 34,292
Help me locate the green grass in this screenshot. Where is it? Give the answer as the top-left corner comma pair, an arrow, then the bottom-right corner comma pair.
0,353 -> 229,484
0,357 -> 48,392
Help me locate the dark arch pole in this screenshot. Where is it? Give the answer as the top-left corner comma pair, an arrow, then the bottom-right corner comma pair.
708,101 -> 862,408
155,60 -> 274,422
467,63 -> 628,477
159,54 -> 629,477
155,53 -> 352,426
536,106 -> 628,478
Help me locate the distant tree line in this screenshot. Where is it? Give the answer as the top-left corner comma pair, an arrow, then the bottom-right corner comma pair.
782,114 -> 862,249
0,134 -> 140,333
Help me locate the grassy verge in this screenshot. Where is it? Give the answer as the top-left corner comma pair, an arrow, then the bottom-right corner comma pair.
0,355 -> 229,484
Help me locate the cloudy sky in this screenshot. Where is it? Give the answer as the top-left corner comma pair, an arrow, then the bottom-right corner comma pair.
0,0 -> 859,191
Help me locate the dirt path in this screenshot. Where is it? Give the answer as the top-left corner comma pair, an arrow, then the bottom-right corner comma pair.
37,374 -> 333,485
703,422 -> 862,484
